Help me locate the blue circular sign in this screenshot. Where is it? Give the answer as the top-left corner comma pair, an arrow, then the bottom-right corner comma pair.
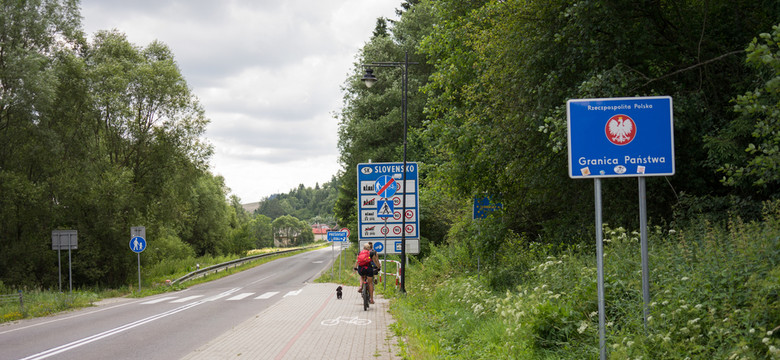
374,242 -> 384,253
374,175 -> 398,198
130,236 -> 146,253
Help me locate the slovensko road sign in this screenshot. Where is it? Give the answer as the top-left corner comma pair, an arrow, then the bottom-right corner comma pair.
567,96 -> 674,178
130,236 -> 146,253
357,162 -> 419,241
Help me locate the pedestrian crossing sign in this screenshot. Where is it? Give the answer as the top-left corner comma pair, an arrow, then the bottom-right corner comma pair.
377,200 -> 394,219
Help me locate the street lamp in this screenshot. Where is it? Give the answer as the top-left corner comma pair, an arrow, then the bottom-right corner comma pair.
361,51 -> 418,294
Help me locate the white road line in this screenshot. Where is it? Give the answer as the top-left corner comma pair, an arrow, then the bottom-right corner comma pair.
140,297 -> 177,304
204,288 -> 242,301
226,293 -> 255,301
247,273 -> 276,286
284,289 -> 303,297
255,291 -> 279,299
170,295 -> 203,303
17,288 -> 242,360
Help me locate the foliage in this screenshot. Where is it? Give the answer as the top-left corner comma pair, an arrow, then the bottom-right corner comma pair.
254,177 -> 339,222
0,2 -> 240,289
717,25 -> 780,193
271,215 -> 314,247
390,202 -> 780,359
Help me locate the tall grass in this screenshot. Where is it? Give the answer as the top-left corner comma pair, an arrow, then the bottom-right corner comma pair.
389,203 -> 780,359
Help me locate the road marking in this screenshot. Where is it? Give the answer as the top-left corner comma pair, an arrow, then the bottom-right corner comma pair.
140,297 -> 177,304
283,289 -> 303,297
170,295 -> 204,303
255,291 -> 279,299
18,288 -> 243,360
205,288 -> 241,301
227,293 -> 255,301
247,273 -> 276,286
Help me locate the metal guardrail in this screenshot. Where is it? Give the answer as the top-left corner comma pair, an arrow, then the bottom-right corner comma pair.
170,246 -> 311,285
0,291 -> 24,313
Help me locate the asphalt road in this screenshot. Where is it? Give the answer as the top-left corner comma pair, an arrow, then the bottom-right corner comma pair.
0,247 -> 340,360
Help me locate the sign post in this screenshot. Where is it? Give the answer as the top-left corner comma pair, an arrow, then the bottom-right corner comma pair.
327,229 -> 349,280
358,162 -> 420,292
472,196 -> 503,280
567,96 -> 674,359
130,227 -> 147,292
52,230 -> 78,293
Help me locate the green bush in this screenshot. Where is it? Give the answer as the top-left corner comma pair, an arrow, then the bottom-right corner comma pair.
391,202 -> 780,359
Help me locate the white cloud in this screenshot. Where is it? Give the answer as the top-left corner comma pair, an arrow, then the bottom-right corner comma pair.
81,0 -> 400,202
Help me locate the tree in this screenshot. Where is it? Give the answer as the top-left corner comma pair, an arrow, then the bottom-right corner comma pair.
716,24 -> 780,195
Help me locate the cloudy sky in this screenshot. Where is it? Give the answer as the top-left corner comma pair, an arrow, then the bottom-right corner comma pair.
80,0 -> 400,203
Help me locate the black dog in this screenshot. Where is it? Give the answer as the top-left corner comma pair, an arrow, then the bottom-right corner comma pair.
336,286 -> 343,299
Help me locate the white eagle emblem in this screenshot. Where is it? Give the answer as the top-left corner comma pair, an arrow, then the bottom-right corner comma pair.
606,115 -> 636,145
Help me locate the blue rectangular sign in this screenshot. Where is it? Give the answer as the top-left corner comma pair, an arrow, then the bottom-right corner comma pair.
567,96 -> 674,178
327,231 -> 348,242
473,196 -> 503,220
357,162 -> 419,241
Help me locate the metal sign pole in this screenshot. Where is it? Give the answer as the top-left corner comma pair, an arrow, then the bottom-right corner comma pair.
595,179 -> 606,360
137,253 -> 141,292
331,242 -> 334,278
383,217 -> 388,291
68,235 -> 73,293
639,177 -> 650,331
58,248 -> 62,292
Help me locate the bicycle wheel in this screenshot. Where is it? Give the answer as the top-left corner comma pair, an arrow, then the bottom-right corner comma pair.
362,281 -> 369,311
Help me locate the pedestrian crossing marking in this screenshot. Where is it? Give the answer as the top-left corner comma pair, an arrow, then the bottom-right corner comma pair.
256,291 -> 279,299
139,289 -> 302,304
227,293 -> 255,301
141,297 -> 177,304
170,295 -> 204,303
284,289 -> 303,297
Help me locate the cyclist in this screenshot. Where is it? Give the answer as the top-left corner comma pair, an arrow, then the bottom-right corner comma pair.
355,243 -> 380,304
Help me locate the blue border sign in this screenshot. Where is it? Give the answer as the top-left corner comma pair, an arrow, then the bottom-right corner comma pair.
473,196 -> 503,220
357,162 -> 419,241
567,96 -> 674,178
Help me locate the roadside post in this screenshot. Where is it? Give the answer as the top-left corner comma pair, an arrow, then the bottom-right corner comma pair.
567,96 -> 674,359
327,229 -> 349,281
52,230 -> 78,293
130,227 -> 147,292
472,196 -> 503,280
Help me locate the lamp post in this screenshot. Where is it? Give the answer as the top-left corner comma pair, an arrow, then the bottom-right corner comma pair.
361,51 -> 418,294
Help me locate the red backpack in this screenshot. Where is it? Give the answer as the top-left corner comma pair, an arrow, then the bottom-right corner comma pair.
357,249 -> 371,266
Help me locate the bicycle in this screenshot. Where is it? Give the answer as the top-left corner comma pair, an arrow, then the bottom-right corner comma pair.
361,275 -> 370,311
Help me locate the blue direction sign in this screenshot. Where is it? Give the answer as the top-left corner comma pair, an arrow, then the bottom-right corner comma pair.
567,96 -> 674,178
327,231 -> 348,242
357,162 -> 419,241
130,236 -> 146,253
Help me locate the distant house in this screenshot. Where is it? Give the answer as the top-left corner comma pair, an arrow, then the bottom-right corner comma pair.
311,224 -> 331,241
